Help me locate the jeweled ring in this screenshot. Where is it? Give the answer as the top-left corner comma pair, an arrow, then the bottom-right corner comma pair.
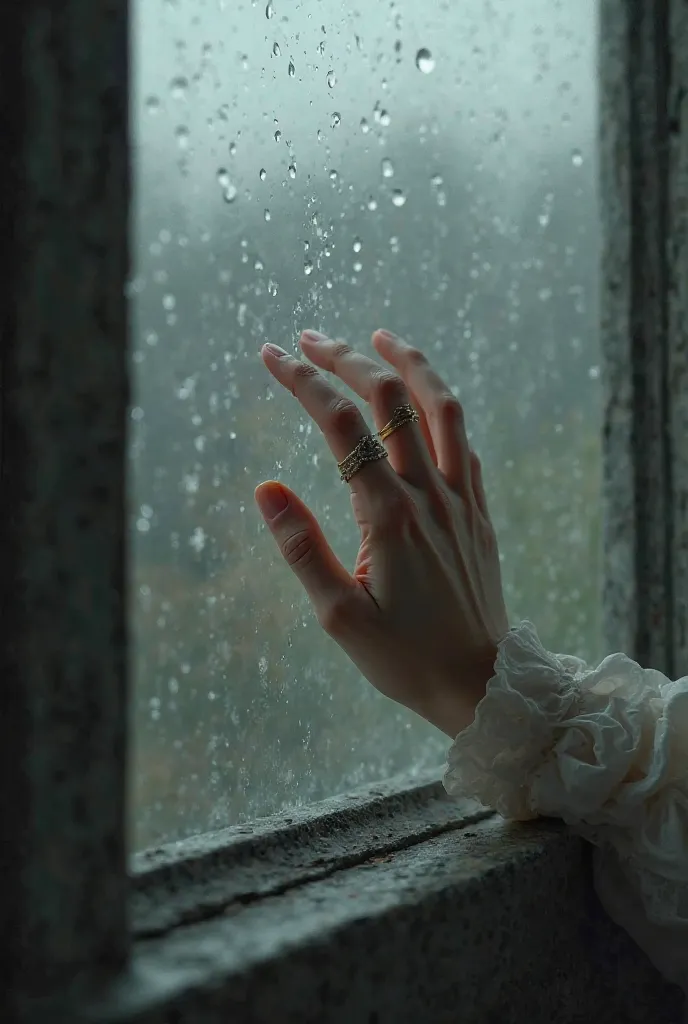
377,403 -> 419,443
337,433 -> 389,483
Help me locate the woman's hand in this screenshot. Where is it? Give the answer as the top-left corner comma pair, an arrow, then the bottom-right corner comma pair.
254,329 -> 509,738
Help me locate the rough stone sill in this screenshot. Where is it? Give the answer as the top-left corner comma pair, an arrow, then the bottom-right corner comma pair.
77,773 -> 680,1024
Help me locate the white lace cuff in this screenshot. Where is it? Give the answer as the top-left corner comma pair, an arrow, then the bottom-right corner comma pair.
443,620 -> 688,996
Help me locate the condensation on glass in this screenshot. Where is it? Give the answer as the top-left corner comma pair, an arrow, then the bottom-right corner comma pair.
130,0 -> 601,849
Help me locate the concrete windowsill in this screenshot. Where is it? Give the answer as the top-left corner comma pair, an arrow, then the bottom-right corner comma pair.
79,774 -> 680,1024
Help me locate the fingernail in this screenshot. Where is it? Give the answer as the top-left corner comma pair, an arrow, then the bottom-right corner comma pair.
301,329 -> 327,343
375,329 -> 397,341
264,343 -> 288,358
255,483 -> 289,520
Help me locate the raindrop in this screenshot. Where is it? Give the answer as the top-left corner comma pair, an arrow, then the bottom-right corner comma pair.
431,173 -> 443,186
259,167 -> 267,181
327,70 -> 336,88
272,42 -> 281,57
264,209 -> 271,221
288,163 -> 297,178
266,1 -> 274,18
331,111 -> 341,127
274,129 -> 282,142
288,60 -> 295,77
353,238 -> 362,253
175,125 -> 190,149
353,260 -> 363,273
304,259 -> 314,275
145,95 -> 161,114
318,41 -> 326,56
360,118 -> 370,134
392,189 -> 406,207
379,109 -> 391,127
217,168 -> 238,203
415,48 -> 435,74
329,169 -> 339,182
381,157 -> 394,178
367,196 -> 378,211
268,278 -> 279,296
571,149 -> 584,167
229,140 -> 237,156
170,75 -> 189,99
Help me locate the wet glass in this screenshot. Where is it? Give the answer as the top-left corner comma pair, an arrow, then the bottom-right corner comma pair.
130,0 -> 601,850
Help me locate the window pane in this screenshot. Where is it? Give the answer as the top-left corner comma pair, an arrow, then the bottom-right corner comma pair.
130,0 -> 601,849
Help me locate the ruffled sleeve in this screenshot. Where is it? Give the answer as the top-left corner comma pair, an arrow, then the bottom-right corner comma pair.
444,621 -> 688,997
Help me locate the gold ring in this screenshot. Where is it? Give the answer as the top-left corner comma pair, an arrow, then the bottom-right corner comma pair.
337,434 -> 389,483
377,403 -> 419,442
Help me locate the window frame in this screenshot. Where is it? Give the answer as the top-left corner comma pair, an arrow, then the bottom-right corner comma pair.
1,0 -> 686,1020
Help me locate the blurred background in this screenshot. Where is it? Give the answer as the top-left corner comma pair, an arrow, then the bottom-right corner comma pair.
129,0 -> 601,851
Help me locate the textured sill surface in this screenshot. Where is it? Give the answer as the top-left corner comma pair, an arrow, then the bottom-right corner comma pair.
131,770 -> 491,938
79,801 -> 683,1024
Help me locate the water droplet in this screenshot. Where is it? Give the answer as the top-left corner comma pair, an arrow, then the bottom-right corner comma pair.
392,189 -> 406,207
353,238 -> 362,253
288,163 -> 297,178
431,173 -> 443,186
274,129 -> 282,142
162,293 -> 176,310
329,169 -> 338,182
170,75 -> 189,99
217,168 -> 238,203
327,70 -> 336,88
415,48 -> 435,74
379,109 -> 391,127
288,60 -> 295,77
229,141 -> 237,156
266,1 -> 274,18
264,208 -> 271,221
571,149 -> 584,167
175,125 -> 190,149
145,95 -> 161,114
268,278 -> 279,296
331,111 -> 341,127
259,167 -> 267,181
304,259 -> 314,275
381,157 -> 394,178
318,41 -> 326,56
367,196 -> 378,211
360,117 -> 370,134
272,42 -> 281,57
353,260 -> 363,273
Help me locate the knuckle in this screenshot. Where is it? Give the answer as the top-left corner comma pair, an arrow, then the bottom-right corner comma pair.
437,394 -> 465,426
330,339 -> 352,361
427,485 -> 456,530
280,529 -> 315,571
371,489 -> 419,537
293,361 -> 320,384
405,347 -> 428,370
371,371 -> 406,406
329,396 -> 362,434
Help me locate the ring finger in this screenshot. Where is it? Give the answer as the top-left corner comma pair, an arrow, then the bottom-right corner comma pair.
299,330 -> 433,486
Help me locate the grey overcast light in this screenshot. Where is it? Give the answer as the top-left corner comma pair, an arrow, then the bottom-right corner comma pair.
130,0 -> 600,850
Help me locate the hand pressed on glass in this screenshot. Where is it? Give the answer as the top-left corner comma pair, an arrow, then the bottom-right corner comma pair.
255,329 -> 509,738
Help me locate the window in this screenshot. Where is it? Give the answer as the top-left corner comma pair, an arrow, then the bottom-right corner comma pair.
130,0 -> 601,850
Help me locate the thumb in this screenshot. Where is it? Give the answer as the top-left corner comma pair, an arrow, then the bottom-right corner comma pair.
255,481 -> 353,614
